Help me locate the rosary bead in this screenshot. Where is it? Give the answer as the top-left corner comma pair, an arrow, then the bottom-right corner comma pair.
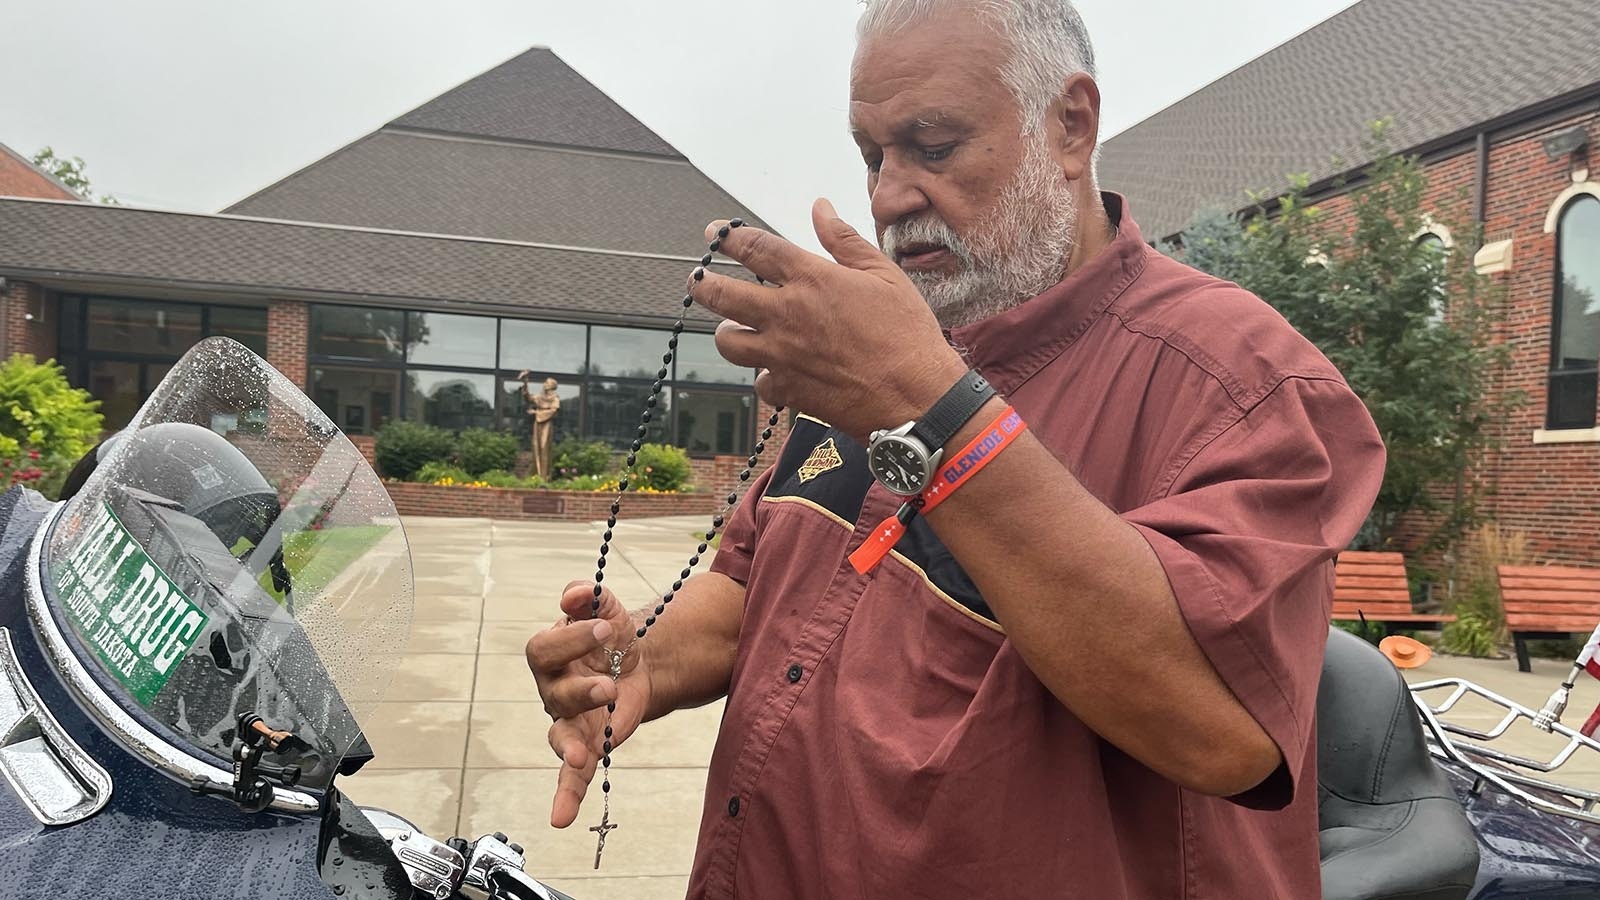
598,558 -> 608,571
709,239 -> 722,252
680,567 -> 692,579
662,352 -> 673,364
717,225 -> 731,239
603,530 -> 612,542
667,337 -> 678,350
652,380 -> 663,392
662,591 -> 674,603
611,502 -> 621,515
634,627 -> 646,639
595,571 -> 604,582
755,441 -> 766,453
697,542 -> 709,554
730,217 -> 744,228
769,413 -> 781,425
701,253 -> 713,266
672,580 -> 684,592
619,478 -> 631,491
683,296 -> 694,308
603,755 -> 611,767
603,780 -> 610,792
761,429 -> 774,440
657,367 -> 669,380
604,725 -> 613,738
647,395 -> 657,408
693,267 -> 706,281
747,455 -> 759,467
594,585 -> 604,598
608,701 -> 617,713
739,471 -> 750,482
599,545 -> 609,557
607,517 -> 617,529
603,740 -> 613,754
714,514 -> 725,527
626,454 -> 637,467
689,555 -> 701,567
726,492 -> 738,504
654,604 -> 666,615
704,530 -> 717,541
642,411 -> 653,423
644,616 -> 656,627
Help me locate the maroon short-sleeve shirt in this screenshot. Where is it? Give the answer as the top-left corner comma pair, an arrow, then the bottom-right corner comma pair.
691,195 -> 1385,899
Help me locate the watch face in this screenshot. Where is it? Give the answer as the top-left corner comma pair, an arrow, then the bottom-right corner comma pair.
869,437 -> 929,496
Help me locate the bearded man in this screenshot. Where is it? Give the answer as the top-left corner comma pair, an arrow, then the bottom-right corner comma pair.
525,1 -> 1387,897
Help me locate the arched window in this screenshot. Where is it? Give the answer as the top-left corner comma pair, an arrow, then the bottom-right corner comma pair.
1549,195 -> 1600,429
1415,230 -> 1450,326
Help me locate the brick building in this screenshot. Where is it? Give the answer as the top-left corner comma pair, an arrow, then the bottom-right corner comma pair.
0,48 -> 783,489
1101,0 -> 1600,566
0,143 -> 80,202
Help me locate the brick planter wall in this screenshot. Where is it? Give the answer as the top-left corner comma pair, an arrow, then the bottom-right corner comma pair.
385,481 -> 719,522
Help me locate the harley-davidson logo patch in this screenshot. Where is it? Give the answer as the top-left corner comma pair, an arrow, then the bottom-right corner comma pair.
798,438 -> 844,483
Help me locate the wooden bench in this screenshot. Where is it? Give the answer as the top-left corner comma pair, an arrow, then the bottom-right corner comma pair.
1332,551 -> 1453,630
1497,564 -> 1600,672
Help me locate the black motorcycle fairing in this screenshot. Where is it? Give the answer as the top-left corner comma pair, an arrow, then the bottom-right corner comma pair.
318,791 -> 415,900
0,487 -> 345,899
1318,628 -> 1481,900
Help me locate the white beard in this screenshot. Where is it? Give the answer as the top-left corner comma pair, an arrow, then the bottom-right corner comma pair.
881,135 -> 1078,329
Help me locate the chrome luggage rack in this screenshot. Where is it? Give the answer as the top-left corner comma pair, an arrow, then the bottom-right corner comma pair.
1410,677 -> 1600,826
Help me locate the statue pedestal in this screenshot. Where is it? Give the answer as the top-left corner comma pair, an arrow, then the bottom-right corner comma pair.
514,451 -> 534,479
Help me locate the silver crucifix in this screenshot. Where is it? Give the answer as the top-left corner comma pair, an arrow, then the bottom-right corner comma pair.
590,806 -> 618,869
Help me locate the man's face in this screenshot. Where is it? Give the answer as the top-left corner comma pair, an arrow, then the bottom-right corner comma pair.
850,10 -> 1078,326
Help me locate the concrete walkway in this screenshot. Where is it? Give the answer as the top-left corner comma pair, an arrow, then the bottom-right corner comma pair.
340,514 -> 724,900
343,515 -> 1600,899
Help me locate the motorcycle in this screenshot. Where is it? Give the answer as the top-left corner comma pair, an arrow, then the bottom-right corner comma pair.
0,335 -> 1593,899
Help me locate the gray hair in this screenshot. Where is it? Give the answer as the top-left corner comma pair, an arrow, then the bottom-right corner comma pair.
856,0 -> 1098,136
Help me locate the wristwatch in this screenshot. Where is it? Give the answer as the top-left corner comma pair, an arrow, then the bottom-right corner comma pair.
866,370 -> 997,496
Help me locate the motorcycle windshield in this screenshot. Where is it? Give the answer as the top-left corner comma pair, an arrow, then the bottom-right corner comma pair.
41,337 -> 413,789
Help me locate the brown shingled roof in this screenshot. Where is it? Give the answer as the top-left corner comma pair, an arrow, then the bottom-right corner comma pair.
1098,0 -> 1600,241
0,198 -> 746,328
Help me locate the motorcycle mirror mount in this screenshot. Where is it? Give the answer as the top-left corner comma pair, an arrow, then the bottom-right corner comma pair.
188,712 -> 303,813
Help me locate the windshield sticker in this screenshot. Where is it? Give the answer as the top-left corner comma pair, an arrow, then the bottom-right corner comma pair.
53,502 -> 210,705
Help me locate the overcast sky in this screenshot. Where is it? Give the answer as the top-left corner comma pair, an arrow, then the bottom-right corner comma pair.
0,0 -> 1359,252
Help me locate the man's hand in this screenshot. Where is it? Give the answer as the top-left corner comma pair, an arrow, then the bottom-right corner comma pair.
691,199 -> 966,440
524,582 -> 652,828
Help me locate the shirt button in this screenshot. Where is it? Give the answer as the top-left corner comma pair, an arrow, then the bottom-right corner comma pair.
786,663 -> 803,683
728,796 -> 741,817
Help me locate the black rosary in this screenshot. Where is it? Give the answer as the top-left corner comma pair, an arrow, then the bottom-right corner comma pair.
588,218 -> 781,868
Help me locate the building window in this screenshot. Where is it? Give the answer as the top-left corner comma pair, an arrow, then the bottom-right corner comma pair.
311,368 -> 400,436
57,295 -> 268,430
1548,195 -> 1600,430
406,312 -> 497,368
303,303 -> 757,456
1414,230 -> 1450,327
309,306 -> 404,362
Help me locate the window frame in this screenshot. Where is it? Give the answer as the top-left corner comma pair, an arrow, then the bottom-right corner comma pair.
1547,194 -> 1600,431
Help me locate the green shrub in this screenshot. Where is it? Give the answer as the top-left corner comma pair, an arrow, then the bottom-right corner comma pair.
553,438 -> 613,478
1440,611 -> 1498,658
412,461 -> 472,484
0,355 -> 102,497
374,421 -> 453,480
631,443 -> 691,492
456,428 -> 518,476
549,473 -> 615,492
478,469 -> 544,489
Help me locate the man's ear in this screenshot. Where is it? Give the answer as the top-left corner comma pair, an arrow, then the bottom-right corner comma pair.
1046,72 -> 1101,183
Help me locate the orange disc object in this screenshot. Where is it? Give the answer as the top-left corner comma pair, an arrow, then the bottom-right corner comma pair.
1379,635 -> 1433,669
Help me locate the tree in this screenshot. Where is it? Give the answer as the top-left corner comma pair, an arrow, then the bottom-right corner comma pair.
1172,125 -> 1517,553
30,147 -> 118,204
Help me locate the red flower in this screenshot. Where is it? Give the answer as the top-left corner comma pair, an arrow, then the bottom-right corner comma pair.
26,450 -> 39,460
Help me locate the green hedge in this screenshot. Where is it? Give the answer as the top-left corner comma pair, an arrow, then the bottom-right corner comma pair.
374,421 -> 454,481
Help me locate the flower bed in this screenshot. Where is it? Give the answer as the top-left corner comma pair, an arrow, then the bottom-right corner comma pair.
384,480 -> 718,522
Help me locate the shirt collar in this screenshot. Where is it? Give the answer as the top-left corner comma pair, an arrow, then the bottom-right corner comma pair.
948,192 -> 1148,391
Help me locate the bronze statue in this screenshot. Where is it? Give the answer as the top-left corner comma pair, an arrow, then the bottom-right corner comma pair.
520,372 -> 561,480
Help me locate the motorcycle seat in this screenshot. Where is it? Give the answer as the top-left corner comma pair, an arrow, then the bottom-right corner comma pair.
1317,628 -> 1479,900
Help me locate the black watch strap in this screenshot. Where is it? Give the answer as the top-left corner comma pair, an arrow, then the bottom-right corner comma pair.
908,370 -> 997,452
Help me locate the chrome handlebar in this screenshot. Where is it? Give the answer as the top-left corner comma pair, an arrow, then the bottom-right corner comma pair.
361,807 -> 565,900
